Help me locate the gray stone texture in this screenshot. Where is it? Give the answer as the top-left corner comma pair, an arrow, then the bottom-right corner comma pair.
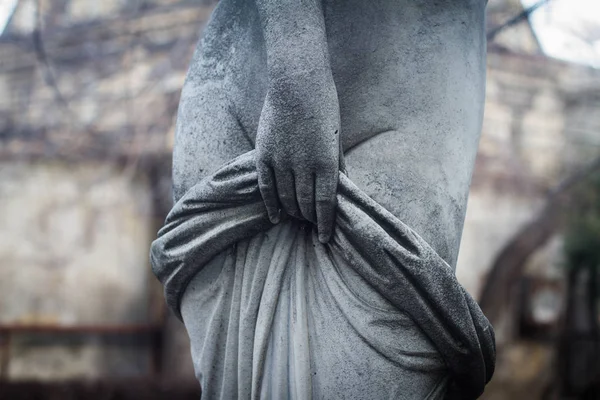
157,0 -> 495,398
173,0 -> 487,269
151,152 -> 495,399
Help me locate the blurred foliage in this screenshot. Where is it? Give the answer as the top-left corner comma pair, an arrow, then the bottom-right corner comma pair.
563,172 -> 600,272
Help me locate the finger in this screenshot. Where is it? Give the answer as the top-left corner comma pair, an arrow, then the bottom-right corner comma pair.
315,170 -> 339,243
257,162 -> 281,224
296,173 -> 316,223
338,135 -> 348,175
275,170 -> 301,218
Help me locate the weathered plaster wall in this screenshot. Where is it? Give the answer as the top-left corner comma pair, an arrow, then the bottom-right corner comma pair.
0,0 -> 215,160
0,162 -> 158,380
456,50 -> 600,298
0,162 -> 153,326
0,0 -> 216,383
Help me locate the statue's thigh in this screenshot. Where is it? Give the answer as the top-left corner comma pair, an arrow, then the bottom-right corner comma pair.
332,2 -> 486,266
343,128 -> 470,268
172,80 -> 253,202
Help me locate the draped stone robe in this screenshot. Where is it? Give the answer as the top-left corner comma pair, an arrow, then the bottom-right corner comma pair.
152,0 -> 494,398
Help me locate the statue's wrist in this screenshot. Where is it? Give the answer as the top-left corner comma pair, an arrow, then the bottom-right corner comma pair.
266,47 -> 331,82
268,64 -> 336,100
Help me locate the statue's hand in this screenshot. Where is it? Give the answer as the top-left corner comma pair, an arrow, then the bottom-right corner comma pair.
256,70 -> 340,243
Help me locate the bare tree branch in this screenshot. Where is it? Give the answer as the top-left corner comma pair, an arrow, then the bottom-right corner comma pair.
487,0 -> 550,41
32,0 -> 74,119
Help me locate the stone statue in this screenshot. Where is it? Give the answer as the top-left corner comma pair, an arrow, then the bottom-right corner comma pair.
151,0 -> 495,398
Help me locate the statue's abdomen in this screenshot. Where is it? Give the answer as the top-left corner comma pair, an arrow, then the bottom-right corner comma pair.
323,0 -> 487,267
193,0 -> 486,266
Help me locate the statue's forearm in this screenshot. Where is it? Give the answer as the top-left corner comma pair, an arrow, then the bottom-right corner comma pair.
255,0 -> 332,81
255,1 -> 341,241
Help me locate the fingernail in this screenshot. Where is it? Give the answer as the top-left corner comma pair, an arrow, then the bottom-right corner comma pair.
270,214 -> 280,224
318,233 -> 330,244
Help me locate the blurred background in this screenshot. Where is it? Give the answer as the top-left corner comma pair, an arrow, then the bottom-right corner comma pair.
0,0 -> 598,399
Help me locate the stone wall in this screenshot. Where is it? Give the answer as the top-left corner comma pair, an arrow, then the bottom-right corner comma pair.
0,162 -> 153,326
0,161 -> 163,381
1,0 -> 215,161
456,50 -> 600,299
0,0 -> 216,383
459,20 -> 600,399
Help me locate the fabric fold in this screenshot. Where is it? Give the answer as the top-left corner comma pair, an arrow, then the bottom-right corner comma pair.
150,150 -> 495,399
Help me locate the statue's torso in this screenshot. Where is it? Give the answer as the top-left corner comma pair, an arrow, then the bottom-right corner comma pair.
183,0 -> 486,267
171,2 -> 492,397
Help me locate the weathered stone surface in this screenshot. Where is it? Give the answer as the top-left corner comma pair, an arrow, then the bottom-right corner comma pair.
173,0 -> 488,269
153,152 -> 495,399
161,0 -> 495,398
